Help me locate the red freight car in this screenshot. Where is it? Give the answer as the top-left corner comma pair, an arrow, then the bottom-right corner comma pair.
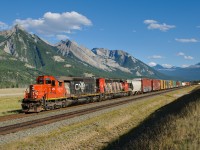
142,78 -> 152,92
152,79 -> 161,91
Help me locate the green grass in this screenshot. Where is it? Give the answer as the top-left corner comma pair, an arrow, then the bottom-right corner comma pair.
0,88 -> 25,116
0,96 -> 22,116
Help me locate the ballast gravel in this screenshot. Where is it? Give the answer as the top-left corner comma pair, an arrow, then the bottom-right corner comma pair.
0,95 -> 151,145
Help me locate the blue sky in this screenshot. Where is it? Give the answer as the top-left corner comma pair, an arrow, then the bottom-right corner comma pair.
0,0 -> 199,68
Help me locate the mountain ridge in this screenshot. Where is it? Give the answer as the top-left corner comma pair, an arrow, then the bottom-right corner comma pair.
153,63 -> 200,81
0,26 -> 171,88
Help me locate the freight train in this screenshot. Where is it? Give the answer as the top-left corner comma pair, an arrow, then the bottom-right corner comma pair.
21,75 -> 190,113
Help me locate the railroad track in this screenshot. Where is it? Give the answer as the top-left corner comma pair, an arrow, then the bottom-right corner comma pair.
0,87 -> 184,135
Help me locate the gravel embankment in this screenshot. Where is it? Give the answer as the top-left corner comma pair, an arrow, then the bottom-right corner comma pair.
0,95 -> 142,128
0,95 -> 151,145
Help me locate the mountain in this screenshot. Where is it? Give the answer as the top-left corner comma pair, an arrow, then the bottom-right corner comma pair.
0,25 -> 168,88
56,40 -> 167,78
153,63 -> 200,81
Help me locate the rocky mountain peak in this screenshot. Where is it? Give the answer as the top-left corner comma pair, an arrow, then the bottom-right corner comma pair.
92,48 -> 110,57
12,24 -> 21,32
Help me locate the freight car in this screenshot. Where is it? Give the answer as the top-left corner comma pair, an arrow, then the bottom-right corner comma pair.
152,79 -> 161,91
22,75 -> 130,112
127,78 -> 152,94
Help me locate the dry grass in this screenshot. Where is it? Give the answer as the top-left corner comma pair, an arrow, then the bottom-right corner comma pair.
0,88 -> 25,95
1,86 -> 199,150
105,86 -> 200,150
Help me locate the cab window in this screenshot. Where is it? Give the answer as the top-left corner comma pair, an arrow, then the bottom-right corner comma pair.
45,78 -> 51,84
59,82 -> 62,87
37,78 -> 44,84
52,80 -> 55,86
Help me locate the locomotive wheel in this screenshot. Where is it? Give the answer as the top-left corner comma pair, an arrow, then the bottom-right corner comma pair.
49,106 -> 53,110
34,106 -> 41,113
98,95 -> 101,102
62,102 -> 66,108
98,94 -> 105,102
89,97 -> 94,103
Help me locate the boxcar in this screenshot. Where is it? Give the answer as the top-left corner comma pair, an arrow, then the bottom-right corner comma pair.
128,78 -> 152,93
142,78 -> 152,92
152,79 -> 161,91
160,80 -> 165,90
172,81 -> 176,88
165,80 -> 170,89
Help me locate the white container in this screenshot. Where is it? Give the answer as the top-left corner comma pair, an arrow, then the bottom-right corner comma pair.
127,78 -> 142,94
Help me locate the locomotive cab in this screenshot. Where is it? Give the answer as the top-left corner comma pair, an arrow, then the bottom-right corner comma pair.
22,75 -> 66,112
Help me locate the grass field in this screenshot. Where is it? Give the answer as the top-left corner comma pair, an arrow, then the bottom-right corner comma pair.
1,86 -> 199,150
0,88 -> 25,116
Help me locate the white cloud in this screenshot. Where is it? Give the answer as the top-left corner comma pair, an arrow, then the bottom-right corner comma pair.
181,64 -> 189,68
175,38 -> 198,43
177,52 -> 194,60
177,52 -> 185,56
144,20 -> 157,24
148,55 -> 163,59
162,64 -> 172,68
197,26 -> 200,28
14,11 -> 92,36
148,62 -> 157,67
0,21 -> 9,30
184,55 -> 194,60
56,34 -> 69,40
144,19 -> 175,31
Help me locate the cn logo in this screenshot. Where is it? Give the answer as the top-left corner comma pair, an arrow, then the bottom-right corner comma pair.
75,82 -> 86,92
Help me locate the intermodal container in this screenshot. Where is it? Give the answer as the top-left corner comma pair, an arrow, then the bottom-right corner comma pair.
127,79 -> 142,94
